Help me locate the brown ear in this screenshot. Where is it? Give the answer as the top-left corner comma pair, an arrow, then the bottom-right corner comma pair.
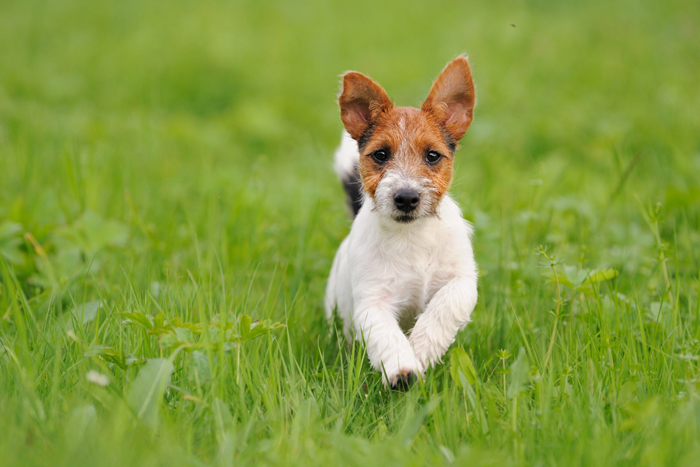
422,56 -> 476,142
339,72 -> 393,141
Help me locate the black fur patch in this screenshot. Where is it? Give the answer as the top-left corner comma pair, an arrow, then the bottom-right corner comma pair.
342,165 -> 364,217
439,127 -> 457,153
357,121 -> 377,151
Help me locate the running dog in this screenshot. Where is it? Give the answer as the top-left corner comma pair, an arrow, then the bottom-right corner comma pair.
325,56 -> 478,389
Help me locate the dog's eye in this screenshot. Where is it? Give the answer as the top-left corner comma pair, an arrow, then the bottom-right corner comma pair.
426,151 -> 443,164
371,150 -> 389,163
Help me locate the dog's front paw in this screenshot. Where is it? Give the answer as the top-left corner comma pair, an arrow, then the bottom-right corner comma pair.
390,368 -> 417,391
410,328 -> 448,372
384,360 -> 424,390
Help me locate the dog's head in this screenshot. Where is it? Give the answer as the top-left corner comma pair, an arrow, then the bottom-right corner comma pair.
339,57 -> 475,223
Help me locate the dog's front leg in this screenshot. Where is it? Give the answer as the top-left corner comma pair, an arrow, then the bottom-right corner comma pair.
354,301 -> 423,388
409,275 -> 478,370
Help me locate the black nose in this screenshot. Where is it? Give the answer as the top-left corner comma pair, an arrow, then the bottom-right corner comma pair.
394,190 -> 420,213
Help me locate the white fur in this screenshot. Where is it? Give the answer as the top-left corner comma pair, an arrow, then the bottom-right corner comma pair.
333,130 -> 360,180
325,133 -> 478,387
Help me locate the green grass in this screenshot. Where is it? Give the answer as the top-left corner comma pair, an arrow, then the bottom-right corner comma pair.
1,0 -> 700,465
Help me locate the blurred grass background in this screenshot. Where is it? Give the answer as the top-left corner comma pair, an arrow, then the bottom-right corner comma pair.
1,0 -> 700,466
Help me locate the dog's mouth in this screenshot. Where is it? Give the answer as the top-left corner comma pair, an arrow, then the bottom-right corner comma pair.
391,205 -> 440,224
393,214 -> 417,224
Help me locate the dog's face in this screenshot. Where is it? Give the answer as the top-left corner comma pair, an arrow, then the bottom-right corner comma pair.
339,57 -> 476,223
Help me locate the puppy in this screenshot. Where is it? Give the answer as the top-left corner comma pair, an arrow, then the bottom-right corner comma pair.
325,57 -> 478,389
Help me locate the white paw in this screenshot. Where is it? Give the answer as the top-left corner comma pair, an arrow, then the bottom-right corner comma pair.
410,325 -> 453,371
381,355 -> 424,389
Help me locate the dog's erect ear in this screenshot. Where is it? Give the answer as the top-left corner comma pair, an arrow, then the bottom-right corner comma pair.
339,72 -> 394,141
422,56 -> 476,142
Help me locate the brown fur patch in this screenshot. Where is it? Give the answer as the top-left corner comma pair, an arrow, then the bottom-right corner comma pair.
357,107 -> 455,202
422,57 -> 476,142
339,72 -> 393,141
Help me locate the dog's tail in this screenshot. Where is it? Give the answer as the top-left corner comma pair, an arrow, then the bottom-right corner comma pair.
333,130 -> 363,217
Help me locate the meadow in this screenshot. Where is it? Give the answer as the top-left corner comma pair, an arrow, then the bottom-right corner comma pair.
1,0 -> 699,465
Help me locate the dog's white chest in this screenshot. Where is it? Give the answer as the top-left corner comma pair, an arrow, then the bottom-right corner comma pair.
387,244 -> 458,328
328,196 -> 471,322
